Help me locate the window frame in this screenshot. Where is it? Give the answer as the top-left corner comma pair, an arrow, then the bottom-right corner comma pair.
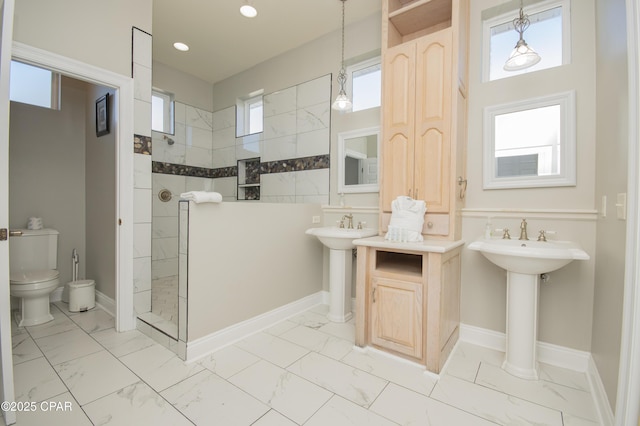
151,89 -> 175,135
346,56 -> 381,112
9,60 -> 61,110
482,0 -> 571,82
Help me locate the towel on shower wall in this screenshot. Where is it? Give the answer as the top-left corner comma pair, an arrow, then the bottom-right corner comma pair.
179,191 -> 223,204
385,196 -> 426,242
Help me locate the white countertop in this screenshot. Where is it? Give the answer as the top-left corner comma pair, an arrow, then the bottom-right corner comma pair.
353,236 -> 465,253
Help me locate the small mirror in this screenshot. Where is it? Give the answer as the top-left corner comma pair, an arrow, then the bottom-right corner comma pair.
483,90 -> 576,189
338,127 -> 380,193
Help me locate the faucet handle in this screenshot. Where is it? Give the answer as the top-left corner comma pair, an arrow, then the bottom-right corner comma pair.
337,220 -> 345,229
357,221 -> 366,229
502,228 -> 511,239
537,230 -> 547,242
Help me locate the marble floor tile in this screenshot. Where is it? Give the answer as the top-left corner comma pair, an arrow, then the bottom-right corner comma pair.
287,352 -> 388,407
14,392 -> 91,426
198,344 -> 260,379
537,362 -> 591,392
24,305 -> 78,339
91,328 -> 156,358
252,409 -> 297,426
69,309 -> 115,334
235,332 -> 309,368
370,383 -> 497,426
83,381 -> 192,426
161,370 -> 269,425
54,350 -> 139,405
119,343 -> 203,392
264,320 -> 298,336
305,395 -> 397,426
35,328 -> 103,365
440,340 -> 504,382
317,320 -> 356,342
288,310 -> 331,329
431,374 -> 563,425
12,332 -> 42,365
475,362 -> 599,422
229,359 -> 332,424
279,324 -> 354,360
341,348 -> 438,396
13,357 -> 67,403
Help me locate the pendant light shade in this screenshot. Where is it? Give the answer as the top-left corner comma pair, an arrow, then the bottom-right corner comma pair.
332,0 -> 352,112
503,5 -> 541,72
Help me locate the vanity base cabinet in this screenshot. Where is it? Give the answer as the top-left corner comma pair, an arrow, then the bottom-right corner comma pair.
355,240 -> 462,373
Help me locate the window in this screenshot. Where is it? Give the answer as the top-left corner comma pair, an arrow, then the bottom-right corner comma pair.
152,89 -> 175,134
347,57 -> 381,112
10,61 -> 61,109
483,91 -> 576,189
483,0 -> 570,81
236,91 -> 263,137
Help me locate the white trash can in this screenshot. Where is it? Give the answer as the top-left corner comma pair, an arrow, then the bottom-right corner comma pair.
68,279 -> 96,312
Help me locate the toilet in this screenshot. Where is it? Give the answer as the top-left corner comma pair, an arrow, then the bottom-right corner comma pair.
9,228 -> 60,327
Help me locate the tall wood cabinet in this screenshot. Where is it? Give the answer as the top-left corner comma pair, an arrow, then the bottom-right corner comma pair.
354,0 -> 468,374
380,0 -> 468,240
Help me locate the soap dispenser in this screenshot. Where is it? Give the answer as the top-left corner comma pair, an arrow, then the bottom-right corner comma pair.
484,217 -> 492,239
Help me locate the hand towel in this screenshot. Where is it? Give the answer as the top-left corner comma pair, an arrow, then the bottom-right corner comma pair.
179,191 -> 223,204
385,196 -> 426,242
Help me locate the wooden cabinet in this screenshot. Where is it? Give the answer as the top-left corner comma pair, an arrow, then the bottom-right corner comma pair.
380,0 -> 468,240
381,30 -> 452,215
355,238 -> 463,373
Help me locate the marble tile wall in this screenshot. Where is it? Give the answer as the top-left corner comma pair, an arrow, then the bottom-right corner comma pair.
132,28 -> 153,316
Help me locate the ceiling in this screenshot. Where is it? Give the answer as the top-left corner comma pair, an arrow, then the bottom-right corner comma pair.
152,0 -> 382,86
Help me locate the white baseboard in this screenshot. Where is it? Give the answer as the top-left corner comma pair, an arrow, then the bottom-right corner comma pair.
185,292 -> 324,362
459,323 -> 591,371
95,290 -> 115,317
460,323 -> 612,426
587,355 -> 615,426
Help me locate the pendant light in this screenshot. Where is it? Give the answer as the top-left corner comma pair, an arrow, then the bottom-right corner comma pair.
332,0 -> 352,112
503,2 -> 541,71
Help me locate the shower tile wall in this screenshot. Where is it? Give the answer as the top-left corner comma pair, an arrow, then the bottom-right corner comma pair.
132,28 -> 153,316
152,103 -> 215,324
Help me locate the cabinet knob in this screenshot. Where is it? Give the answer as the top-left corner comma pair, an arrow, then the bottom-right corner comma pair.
427,221 -> 434,228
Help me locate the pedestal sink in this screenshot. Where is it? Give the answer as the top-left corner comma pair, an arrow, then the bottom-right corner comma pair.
306,226 -> 377,322
468,238 -> 589,380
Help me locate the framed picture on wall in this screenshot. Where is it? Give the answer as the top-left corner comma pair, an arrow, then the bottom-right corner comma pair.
95,94 -> 110,137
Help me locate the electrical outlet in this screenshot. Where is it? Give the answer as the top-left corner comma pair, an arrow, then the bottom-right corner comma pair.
312,216 -> 321,224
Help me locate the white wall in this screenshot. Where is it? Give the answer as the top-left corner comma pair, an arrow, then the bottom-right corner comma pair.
461,0 -> 598,351
593,0 -> 629,408
85,85 -> 117,299
185,202 -> 323,341
153,61 -> 213,112
13,0 -> 152,77
9,77 -> 87,287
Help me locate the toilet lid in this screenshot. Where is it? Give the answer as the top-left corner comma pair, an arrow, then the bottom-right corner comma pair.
10,269 -> 59,284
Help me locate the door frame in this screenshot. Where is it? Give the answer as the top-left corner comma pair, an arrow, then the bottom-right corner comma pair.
617,1 -> 640,424
11,42 -> 136,332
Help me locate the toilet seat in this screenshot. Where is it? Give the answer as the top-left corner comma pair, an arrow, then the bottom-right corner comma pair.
10,269 -> 59,288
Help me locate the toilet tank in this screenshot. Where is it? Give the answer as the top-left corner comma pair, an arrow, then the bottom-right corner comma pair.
9,229 -> 59,271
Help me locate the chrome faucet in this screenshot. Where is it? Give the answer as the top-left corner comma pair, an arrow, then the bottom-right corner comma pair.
342,214 -> 354,229
519,219 -> 529,240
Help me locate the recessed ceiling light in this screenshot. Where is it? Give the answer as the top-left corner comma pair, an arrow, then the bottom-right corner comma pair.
240,4 -> 257,18
173,42 -> 189,52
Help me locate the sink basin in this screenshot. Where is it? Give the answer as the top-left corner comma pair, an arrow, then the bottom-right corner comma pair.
468,238 -> 589,275
469,237 -> 589,380
306,227 -> 378,250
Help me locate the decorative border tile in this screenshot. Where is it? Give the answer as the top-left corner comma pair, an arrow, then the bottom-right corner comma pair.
261,155 -> 330,174
135,134 -> 152,155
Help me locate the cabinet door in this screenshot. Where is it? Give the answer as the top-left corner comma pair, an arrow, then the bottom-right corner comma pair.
371,276 -> 423,359
381,42 -> 416,212
414,30 -> 452,213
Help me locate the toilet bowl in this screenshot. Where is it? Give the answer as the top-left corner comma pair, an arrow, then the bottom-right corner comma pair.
10,269 -> 59,326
